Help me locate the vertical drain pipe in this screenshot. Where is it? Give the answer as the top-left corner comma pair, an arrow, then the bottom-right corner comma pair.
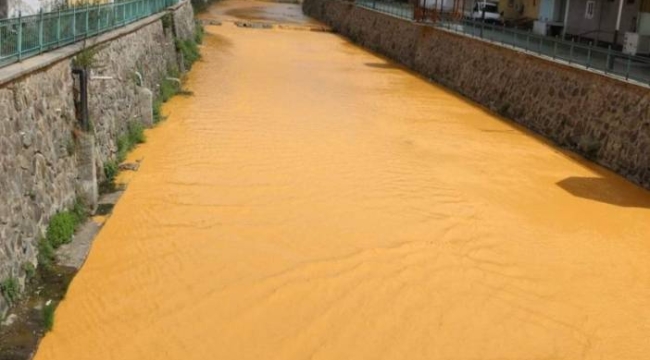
71,67 -> 98,212
72,68 -> 89,132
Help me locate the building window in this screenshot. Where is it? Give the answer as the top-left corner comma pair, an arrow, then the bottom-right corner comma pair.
585,0 -> 595,19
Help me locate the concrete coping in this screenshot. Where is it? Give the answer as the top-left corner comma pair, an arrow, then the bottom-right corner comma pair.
0,0 -> 190,88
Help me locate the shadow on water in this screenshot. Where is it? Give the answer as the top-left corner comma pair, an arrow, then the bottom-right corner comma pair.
364,62 -> 399,69
556,177 -> 650,209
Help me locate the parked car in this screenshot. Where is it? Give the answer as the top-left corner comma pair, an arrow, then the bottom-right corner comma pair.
466,1 -> 503,24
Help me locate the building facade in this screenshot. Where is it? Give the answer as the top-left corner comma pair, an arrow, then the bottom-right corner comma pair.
564,0 -> 641,45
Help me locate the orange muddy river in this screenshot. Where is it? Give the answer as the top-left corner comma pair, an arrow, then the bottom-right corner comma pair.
34,2 -> 650,359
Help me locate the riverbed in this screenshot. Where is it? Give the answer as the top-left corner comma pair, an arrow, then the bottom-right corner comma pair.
33,1 -> 650,359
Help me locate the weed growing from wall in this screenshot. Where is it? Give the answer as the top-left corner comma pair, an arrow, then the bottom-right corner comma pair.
73,42 -> 107,70
42,198 -> 89,256
195,21 -> 205,44
104,160 -> 119,184
43,302 -> 56,332
162,13 -> 174,32
37,238 -> 55,270
160,78 -> 180,103
103,121 -> 147,185
0,277 -> 19,305
22,263 -> 36,281
175,38 -> 201,70
46,212 -> 77,248
153,100 -> 165,124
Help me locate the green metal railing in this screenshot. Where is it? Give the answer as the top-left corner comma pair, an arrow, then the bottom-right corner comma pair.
355,0 -> 650,86
0,0 -> 178,66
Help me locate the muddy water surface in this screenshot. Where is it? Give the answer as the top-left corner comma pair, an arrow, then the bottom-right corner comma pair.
34,2 -> 650,359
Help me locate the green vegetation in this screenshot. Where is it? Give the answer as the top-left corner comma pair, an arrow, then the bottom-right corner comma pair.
161,13 -> 174,32
42,198 -> 89,254
23,262 -> 36,280
46,212 -> 77,248
153,99 -> 165,124
104,160 -> 119,184
72,198 -> 89,224
43,302 -> 56,332
73,43 -> 106,70
103,121 -> 147,185
116,121 -> 147,163
117,135 -> 130,163
160,77 -> 180,103
37,237 -> 56,270
128,121 -> 146,146
152,25 -> 204,124
195,21 -> 205,45
1,277 -> 19,305
176,38 -> 201,70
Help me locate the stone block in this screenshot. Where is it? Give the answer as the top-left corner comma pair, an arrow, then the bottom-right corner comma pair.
138,87 -> 155,128
76,133 -> 98,213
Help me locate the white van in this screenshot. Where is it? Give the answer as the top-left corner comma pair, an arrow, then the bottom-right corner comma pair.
466,1 -> 503,24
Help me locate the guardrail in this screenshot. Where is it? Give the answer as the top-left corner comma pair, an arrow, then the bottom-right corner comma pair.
0,0 -> 178,66
355,0 -> 650,85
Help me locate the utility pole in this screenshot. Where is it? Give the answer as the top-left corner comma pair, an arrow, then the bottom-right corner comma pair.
614,0 -> 625,45
562,0 -> 570,39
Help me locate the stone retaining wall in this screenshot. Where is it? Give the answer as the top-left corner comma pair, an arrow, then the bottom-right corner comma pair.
0,0 -> 196,318
303,0 -> 650,190
173,0 -> 197,42
89,18 -> 178,177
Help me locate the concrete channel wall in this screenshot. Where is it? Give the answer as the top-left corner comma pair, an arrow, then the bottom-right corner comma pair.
0,0 -> 196,318
303,0 -> 650,191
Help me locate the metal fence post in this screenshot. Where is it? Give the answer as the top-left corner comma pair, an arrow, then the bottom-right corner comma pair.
586,43 -> 591,69
625,57 -> 631,80
73,6 -> 76,41
85,4 -> 89,38
526,33 -> 529,52
606,45 -> 613,72
57,9 -> 61,46
39,9 -> 44,52
17,12 -> 22,61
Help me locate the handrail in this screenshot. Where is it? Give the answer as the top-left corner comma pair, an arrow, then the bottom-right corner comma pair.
0,0 -> 179,67
355,0 -> 650,85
